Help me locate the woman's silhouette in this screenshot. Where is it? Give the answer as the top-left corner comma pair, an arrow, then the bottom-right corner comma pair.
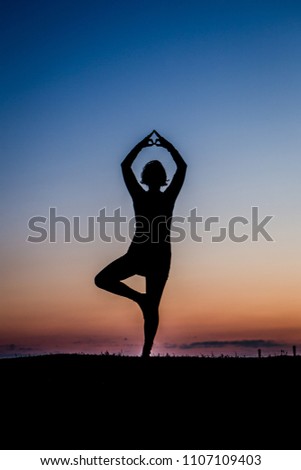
95,130 -> 187,357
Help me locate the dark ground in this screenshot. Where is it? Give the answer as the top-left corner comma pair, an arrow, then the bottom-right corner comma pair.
1,354 -> 300,449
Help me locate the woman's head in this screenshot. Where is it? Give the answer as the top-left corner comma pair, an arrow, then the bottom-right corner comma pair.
141,160 -> 168,188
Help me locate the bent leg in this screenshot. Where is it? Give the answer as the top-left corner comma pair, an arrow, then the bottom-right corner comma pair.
94,255 -> 142,304
142,273 -> 168,357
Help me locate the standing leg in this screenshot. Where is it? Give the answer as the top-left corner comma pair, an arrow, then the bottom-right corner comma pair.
94,255 -> 143,304
141,273 -> 168,357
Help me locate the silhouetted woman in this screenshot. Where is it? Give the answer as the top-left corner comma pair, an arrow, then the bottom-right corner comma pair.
95,130 -> 187,357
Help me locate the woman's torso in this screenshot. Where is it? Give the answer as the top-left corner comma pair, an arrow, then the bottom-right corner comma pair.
127,190 -> 175,272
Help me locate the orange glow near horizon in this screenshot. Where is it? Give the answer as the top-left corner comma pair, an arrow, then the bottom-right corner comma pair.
1,230 -> 301,357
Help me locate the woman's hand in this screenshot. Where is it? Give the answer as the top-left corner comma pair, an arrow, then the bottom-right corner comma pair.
136,131 -> 156,150
135,130 -> 176,153
122,131 -> 155,169
153,131 -> 174,152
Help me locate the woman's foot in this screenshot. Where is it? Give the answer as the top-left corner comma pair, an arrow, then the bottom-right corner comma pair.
141,343 -> 152,358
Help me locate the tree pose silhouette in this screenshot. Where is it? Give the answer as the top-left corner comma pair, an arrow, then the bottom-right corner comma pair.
95,130 -> 187,357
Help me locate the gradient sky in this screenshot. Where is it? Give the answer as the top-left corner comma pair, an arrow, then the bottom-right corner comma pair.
1,0 -> 301,357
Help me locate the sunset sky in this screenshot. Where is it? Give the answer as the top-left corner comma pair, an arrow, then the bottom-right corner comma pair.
1,0 -> 301,357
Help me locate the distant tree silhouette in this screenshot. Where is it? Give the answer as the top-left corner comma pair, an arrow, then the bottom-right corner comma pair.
258,348 -> 262,358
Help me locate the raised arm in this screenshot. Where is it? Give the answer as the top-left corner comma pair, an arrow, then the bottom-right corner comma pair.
121,132 -> 153,198
155,131 -> 187,199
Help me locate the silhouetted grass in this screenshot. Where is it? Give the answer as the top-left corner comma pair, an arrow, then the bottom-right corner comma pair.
1,354 -> 300,449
